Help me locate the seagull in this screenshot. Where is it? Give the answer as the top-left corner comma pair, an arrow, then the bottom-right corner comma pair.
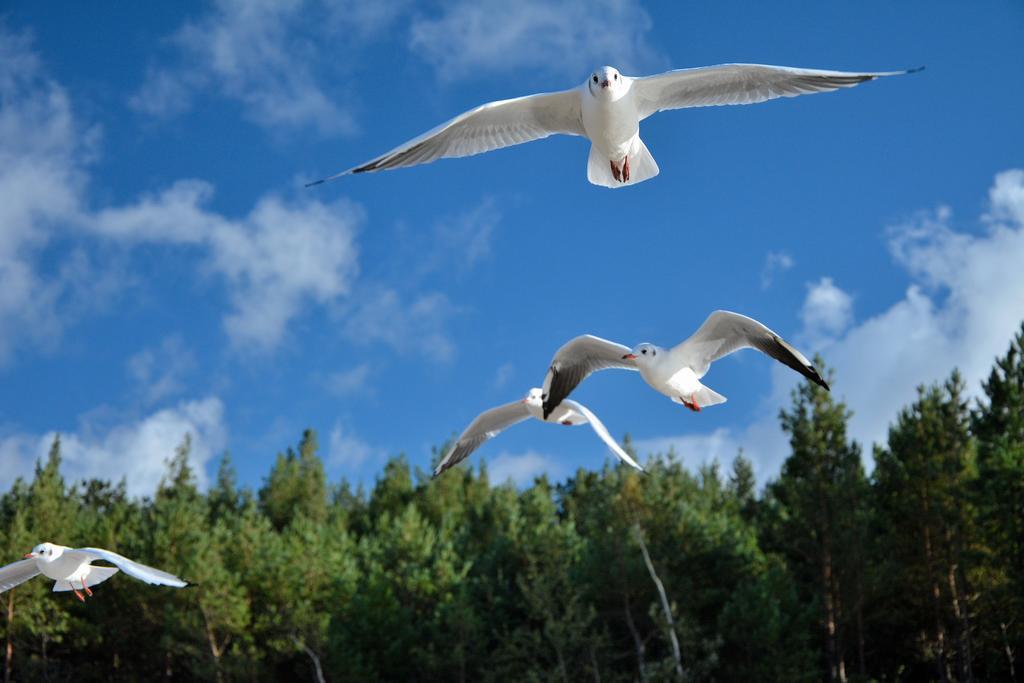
307,63 -> 920,189
433,387 -> 643,478
542,310 -> 828,419
0,542 -> 188,601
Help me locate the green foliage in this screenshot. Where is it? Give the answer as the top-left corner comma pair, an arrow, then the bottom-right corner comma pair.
762,364 -> 867,682
3,324 -> 1024,680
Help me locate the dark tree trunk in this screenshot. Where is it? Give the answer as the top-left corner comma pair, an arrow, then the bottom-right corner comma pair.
634,525 -> 683,681
623,593 -> 647,683
4,593 -> 13,683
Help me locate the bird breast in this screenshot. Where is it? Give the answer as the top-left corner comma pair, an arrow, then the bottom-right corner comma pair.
580,87 -> 640,159
640,357 -> 697,397
37,554 -> 87,581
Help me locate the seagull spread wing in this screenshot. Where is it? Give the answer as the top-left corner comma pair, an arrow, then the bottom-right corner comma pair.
669,310 -> 828,389
0,558 -> 40,593
73,548 -> 187,588
434,401 -> 533,477
633,63 -> 918,120
542,335 -> 637,419
309,89 -> 585,184
562,399 -> 644,472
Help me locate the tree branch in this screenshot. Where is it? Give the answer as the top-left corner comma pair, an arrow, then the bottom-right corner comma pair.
633,523 -> 684,680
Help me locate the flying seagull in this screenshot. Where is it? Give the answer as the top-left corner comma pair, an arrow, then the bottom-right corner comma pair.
542,310 -> 828,419
434,387 -> 643,478
308,63 -> 921,189
0,542 -> 188,601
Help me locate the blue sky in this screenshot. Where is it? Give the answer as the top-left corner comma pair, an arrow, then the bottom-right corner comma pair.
1,1 -> 1022,494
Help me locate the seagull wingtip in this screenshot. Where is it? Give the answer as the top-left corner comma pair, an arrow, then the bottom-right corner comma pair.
905,65 -> 926,74
304,170 -> 354,188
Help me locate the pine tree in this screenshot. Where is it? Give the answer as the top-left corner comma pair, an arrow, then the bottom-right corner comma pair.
871,373 -> 977,681
763,367 -> 867,683
259,430 -> 328,530
971,324 -> 1024,680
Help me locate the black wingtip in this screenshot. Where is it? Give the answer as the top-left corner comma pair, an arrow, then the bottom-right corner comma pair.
811,370 -> 831,392
905,65 -> 926,75
304,179 -> 325,188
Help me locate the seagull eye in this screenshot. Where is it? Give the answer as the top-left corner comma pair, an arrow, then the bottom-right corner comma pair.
642,349 -> 647,355
592,75 -> 598,83
614,74 -> 618,80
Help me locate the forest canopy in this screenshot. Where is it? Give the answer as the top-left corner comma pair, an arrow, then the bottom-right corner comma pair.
2,323 -> 1023,682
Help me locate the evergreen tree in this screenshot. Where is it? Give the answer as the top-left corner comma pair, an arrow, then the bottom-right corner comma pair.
871,373 -> 977,681
971,324 -> 1024,680
763,367 -> 867,683
260,430 -> 328,530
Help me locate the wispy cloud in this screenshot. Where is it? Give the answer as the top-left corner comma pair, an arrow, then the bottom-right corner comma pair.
2,28 -> 462,365
409,0 -> 661,82
427,198 -> 500,273
493,362 -> 515,389
635,428 -> 738,470
90,181 -> 364,353
0,397 -> 227,496
130,0 -> 406,134
326,422 -> 386,474
0,27 -> 94,364
800,276 -> 854,346
486,449 -> 565,487
324,363 -> 374,397
343,288 -> 456,363
760,250 -> 794,289
127,336 -> 197,405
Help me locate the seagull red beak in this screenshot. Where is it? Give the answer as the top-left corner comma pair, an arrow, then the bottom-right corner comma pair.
23,553 -> 34,559
622,353 -> 637,360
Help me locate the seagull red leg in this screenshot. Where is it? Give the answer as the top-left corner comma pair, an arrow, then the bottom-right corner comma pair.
73,588 -> 85,602
622,155 -> 630,181
681,396 -> 701,412
610,160 -> 622,182
82,576 -> 93,597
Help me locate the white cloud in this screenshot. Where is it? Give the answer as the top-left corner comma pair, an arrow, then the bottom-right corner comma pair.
2,29 -> 461,363
92,181 -> 363,352
760,250 -> 794,289
816,170 -> 1024,455
633,169 -> 1024,482
324,363 -> 373,397
494,362 -> 515,389
486,450 -> 565,487
801,276 -> 854,345
409,0 -> 660,82
0,27 -> 93,364
326,423 -> 385,472
429,198 -> 499,272
127,336 -> 196,405
634,428 -> 740,471
130,0 -> 407,133
0,397 -> 227,496
343,288 -> 456,363
212,196 -> 362,350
